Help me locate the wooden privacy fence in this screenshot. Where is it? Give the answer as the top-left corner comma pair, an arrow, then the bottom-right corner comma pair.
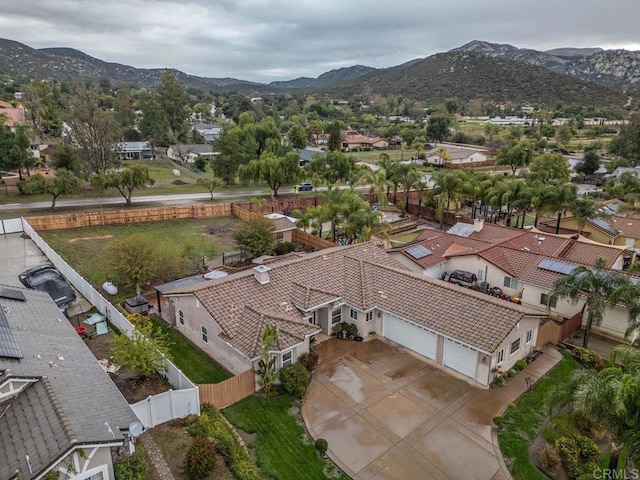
198,370 -> 255,409
292,229 -> 337,250
26,203 -> 231,230
536,312 -> 583,347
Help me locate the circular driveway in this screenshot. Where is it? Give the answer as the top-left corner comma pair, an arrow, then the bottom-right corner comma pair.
303,338 -> 561,480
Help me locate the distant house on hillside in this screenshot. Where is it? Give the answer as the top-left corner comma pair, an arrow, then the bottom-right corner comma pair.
341,130 -> 388,151
425,146 -> 487,167
117,141 -> 152,160
192,123 -> 222,143
0,100 -> 26,131
294,146 -> 326,167
167,144 -> 218,164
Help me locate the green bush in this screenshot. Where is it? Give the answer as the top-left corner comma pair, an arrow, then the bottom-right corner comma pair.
539,445 -> 561,471
507,368 -> 517,378
572,347 -> 604,370
184,413 -> 210,438
556,437 -> 579,459
577,435 -> 599,462
273,241 -> 296,255
183,436 -> 217,480
199,403 -> 259,480
514,359 -> 527,371
279,363 -> 311,398
315,438 -> 328,456
580,461 -> 600,478
493,375 -> 506,387
114,448 -> 148,480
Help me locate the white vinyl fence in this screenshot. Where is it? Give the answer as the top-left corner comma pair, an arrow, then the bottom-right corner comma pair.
21,218 -> 200,428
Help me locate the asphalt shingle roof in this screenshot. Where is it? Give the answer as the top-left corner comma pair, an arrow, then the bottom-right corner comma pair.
0,287 -> 137,479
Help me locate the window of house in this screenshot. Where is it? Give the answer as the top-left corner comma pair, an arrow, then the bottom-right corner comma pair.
308,311 -> 316,325
350,308 -> 358,320
496,349 -> 504,364
503,276 -> 518,290
331,306 -> 342,325
282,350 -> 293,368
275,232 -> 284,244
178,309 -> 184,325
510,338 -> 520,354
201,325 -> 208,343
366,311 -> 374,322
526,329 -> 533,343
477,270 -> 484,281
540,293 -> 557,308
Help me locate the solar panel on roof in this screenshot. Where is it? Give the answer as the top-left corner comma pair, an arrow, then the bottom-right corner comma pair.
538,259 -> 577,275
406,245 -> 433,259
0,308 -> 23,359
589,217 -> 620,237
448,223 -> 475,238
0,287 -> 26,302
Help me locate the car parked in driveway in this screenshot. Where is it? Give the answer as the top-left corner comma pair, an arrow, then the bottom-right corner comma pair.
19,265 -> 77,311
296,182 -> 314,191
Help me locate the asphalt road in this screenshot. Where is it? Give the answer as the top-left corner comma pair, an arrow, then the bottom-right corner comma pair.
0,187 -> 303,211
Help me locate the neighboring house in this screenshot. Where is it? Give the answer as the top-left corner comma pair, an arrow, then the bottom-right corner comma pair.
0,100 -> 26,131
603,167 -> 640,180
264,213 -> 297,243
116,141 -> 152,160
0,286 -> 138,480
489,116 -> 531,126
167,144 -> 217,164
425,146 -> 487,167
538,215 -> 640,251
294,147 -> 326,168
163,243 -> 546,387
391,221 -> 636,343
340,130 -> 388,151
192,123 -> 222,143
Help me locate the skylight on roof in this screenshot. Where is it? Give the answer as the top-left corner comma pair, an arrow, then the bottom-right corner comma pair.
538,259 -> 577,275
406,245 -> 433,259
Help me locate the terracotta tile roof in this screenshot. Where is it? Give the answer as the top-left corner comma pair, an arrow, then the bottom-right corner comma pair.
168,243 -> 543,356
393,230 -> 492,269
465,223 -> 526,243
609,215 -> 640,239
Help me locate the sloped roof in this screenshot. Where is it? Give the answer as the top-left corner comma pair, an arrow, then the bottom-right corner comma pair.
167,243 -> 542,354
0,287 -> 136,478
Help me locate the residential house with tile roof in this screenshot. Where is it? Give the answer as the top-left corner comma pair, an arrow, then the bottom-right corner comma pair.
0,286 -> 137,480
392,223 -> 636,343
425,146 -> 487,167
340,131 -> 388,151
164,243 -> 546,387
263,213 -> 297,243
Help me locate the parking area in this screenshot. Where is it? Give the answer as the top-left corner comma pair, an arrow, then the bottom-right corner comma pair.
0,232 -> 49,287
303,337 -> 562,480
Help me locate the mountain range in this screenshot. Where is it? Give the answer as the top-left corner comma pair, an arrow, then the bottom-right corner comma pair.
0,38 -> 637,108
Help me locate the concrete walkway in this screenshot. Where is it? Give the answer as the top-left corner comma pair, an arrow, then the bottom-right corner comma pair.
302,338 -> 562,480
1,232 -> 49,287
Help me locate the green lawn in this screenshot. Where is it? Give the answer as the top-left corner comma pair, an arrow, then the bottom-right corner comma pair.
389,230 -> 422,245
40,216 -> 239,289
497,350 -> 580,479
151,317 -> 229,384
223,395 -> 349,480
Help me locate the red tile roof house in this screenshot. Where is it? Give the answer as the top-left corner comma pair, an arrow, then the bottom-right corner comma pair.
390,222 -> 637,343
340,130 -> 388,151
163,243 -> 547,387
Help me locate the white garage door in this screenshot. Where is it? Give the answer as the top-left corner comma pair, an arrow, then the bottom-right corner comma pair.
443,338 -> 478,379
383,313 -> 438,360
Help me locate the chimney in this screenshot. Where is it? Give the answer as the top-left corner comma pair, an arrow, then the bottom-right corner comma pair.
253,265 -> 271,285
473,218 -> 484,232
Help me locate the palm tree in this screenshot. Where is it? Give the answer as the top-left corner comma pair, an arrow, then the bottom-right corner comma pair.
396,164 -> 422,213
433,170 -> 464,229
529,180 -> 556,228
571,196 -> 597,235
436,146 -> 451,168
461,171 -> 490,220
548,258 -> 638,348
358,167 -> 389,207
558,345 -> 640,465
549,181 -> 578,234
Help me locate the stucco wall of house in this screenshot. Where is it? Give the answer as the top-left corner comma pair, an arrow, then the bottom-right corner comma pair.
490,316 -> 540,383
596,304 -> 635,342
387,253 -> 425,275
519,282 -> 583,319
169,295 -> 252,375
450,152 -> 487,165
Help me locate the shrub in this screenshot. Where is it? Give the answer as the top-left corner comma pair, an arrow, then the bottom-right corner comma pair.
580,461 -> 600,477
492,416 -> 505,429
273,241 -> 296,255
572,347 -> 604,370
183,436 -> 217,480
279,363 -> 311,398
493,375 -> 506,387
555,437 -> 578,459
539,445 -> 561,471
315,438 -> 328,456
114,449 -> 148,480
514,359 -> 527,371
345,323 -> 358,337
577,435 -> 600,462
507,368 -> 517,378
299,351 -> 319,373
184,413 -> 210,438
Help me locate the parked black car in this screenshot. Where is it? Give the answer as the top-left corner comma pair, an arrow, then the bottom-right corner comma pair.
19,265 -> 77,309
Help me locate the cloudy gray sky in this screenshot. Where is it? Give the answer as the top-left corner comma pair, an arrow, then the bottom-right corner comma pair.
1,0 -> 637,83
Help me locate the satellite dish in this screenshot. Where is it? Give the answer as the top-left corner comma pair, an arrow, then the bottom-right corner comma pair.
128,421 -> 143,438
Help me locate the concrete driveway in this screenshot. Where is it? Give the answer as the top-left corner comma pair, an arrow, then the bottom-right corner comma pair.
0,232 -> 49,287
303,338 -> 561,480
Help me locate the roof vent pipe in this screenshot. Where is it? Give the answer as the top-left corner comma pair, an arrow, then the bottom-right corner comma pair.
253,265 -> 271,285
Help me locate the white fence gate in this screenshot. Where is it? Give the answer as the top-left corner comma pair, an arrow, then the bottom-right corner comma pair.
0,218 -> 24,234
20,218 -> 200,428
